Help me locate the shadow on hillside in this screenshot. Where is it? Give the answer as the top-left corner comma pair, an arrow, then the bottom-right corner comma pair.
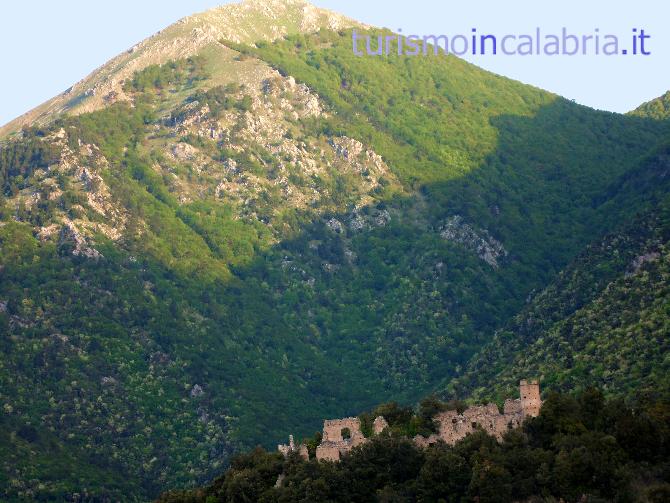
176,98 -> 670,446
3,98 -> 669,497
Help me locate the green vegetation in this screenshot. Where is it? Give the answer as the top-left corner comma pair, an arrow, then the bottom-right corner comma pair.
0,128 -> 59,195
631,91 -> 670,120
175,83 -> 255,122
157,389 -> 670,503
447,147 -> 670,403
232,28 -> 670,338
125,57 -> 208,94
1,27 -> 669,501
65,102 -> 153,162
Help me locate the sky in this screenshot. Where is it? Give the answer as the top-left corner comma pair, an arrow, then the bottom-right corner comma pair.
1,0 -> 668,126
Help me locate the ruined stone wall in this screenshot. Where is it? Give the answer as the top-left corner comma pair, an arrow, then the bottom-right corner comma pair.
288,380 -> 542,462
422,380 -> 539,446
322,417 -> 364,442
315,417 -> 369,461
315,442 -> 341,462
503,398 -> 522,415
278,434 -> 308,460
373,416 -> 388,435
431,404 -> 523,444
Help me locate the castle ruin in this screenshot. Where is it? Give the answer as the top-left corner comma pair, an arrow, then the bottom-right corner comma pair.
414,379 -> 541,447
278,380 -> 541,462
277,434 -> 309,461
315,417 -> 368,461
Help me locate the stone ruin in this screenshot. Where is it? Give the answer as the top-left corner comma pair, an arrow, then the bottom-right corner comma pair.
315,417 -> 369,462
277,434 -> 309,461
278,380 -> 541,462
415,379 -> 541,447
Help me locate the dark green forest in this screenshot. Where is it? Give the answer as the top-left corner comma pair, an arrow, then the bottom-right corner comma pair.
158,389 -> 670,503
446,143 -> 670,403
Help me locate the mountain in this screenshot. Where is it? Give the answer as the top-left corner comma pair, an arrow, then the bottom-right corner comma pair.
1,0 -> 669,500
631,91 -> 670,120
447,189 -> 670,403
0,0 -> 363,138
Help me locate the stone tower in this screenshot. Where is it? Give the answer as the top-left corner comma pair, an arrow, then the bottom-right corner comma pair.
373,416 -> 389,435
519,379 -> 541,418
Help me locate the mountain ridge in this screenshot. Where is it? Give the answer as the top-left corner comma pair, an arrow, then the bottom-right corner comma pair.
630,90 -> 670,120
0,0 -> 365,138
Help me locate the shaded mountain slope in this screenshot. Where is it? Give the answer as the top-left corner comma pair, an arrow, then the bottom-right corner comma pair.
445,140 -> 670,403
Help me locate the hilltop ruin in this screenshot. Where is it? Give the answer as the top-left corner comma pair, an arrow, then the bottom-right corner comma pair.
278,380 -> 541,462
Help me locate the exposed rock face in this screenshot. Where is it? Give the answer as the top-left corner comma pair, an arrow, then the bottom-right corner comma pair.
58,221 -> 102,259
348,208 -> 391,232
329,137 -> 364,162
14,129 -> 128,253
171,142 -> 198,161
326,218 -> 345,234
0,0 -> 368,137
159,61 -> 396,228
627,251 -> 661,275
101,376 -> 118,387
440,215 -> 507,267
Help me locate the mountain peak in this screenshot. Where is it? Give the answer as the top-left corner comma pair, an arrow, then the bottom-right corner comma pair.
0,0 -> 365,137
180,0 -> 364,42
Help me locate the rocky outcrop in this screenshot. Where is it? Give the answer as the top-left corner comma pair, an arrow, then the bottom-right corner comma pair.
0,0 -> 367,138
439,215 -> 507,267
627,251 -> 661,276
58,221 -> 102,259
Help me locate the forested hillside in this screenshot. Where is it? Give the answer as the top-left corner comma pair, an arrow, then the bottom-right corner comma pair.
157,389 -> 670,503
632,91 -> 670,120
0,2 -> 668,499
445,122 -> 670,404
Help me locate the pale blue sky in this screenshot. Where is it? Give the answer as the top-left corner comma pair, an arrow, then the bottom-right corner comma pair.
1,0 -> 668,126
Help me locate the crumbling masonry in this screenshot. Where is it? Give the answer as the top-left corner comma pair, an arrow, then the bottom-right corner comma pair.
414,379 -> 541,447
278,380 -> 541,462
277,434 -> 309,460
